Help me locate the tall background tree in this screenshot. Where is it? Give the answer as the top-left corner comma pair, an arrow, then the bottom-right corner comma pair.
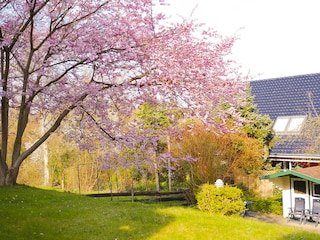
0,0 -> 246,186
239,85 -> 275,158
173,125 -> 265,187
171,86 -> 275,188
135,102 -> 168,191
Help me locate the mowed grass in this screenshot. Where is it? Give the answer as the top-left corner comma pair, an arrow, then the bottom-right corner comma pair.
0,185 -> 318,240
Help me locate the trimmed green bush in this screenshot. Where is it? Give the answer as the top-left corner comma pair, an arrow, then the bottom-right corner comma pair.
247,196 -> 282,215
196,184 -> 245,216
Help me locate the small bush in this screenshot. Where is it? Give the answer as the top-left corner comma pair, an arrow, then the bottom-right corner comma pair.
248,196 -> 282,215
237,185 -> 282,215
196,184 -> 245,216
237,184 -> 283,215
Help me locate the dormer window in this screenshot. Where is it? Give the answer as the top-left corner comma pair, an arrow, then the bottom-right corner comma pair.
273,116 -> 306,134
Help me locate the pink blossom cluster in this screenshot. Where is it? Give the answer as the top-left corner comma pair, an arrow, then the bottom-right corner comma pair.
0,0 -> 247,175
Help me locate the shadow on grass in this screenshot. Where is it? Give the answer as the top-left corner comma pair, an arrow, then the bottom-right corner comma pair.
4,186 -> 318,239
0,185 -> 175,240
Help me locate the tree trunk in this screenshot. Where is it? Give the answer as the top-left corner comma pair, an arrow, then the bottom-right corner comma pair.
0,167 -> 20,186
167,136 -> 172,192
154,161 -> 160,192
41,118 -> 50,186
168,159 -> 172,192
43,141 -> 50,186
0,169 -> 5,186
0,100 -> 83,187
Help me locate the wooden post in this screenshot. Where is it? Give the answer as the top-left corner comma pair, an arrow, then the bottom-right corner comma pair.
167,136 -> 172,192
131,177 -> 134,202
77,164 -> 81,194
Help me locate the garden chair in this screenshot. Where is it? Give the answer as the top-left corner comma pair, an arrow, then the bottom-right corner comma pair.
305,199 -> 320,227
288,197 -> 306,224
240,201 -> 254,217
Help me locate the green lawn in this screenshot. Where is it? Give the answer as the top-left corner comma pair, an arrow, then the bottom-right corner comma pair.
0,185 -> 318,240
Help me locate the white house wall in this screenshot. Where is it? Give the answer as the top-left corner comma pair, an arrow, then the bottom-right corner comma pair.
267,176 -> 291,217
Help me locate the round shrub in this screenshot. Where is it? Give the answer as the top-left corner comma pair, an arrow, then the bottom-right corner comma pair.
196,184 -> 245,216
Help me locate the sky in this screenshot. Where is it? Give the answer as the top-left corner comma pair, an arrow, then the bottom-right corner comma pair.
157,0 -> 320,80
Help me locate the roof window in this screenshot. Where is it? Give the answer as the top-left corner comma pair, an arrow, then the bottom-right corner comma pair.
273,116 -> 306,134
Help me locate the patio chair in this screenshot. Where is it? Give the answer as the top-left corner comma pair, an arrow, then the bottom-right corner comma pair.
288,197 -> 306,224
305,199 -> 320,227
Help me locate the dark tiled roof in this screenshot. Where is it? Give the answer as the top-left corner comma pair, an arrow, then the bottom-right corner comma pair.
271,135 -> 309,155
250,73 -> 320,156
250,73 -> 320,120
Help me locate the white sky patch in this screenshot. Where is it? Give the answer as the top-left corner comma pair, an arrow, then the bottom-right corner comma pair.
156,0 -> 320,79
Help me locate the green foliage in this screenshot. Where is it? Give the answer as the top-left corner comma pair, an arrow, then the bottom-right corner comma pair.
196,184 -> 245,216
248,196 -> 282,215
136,102 -> 172,129
49,149 -> 75,186
238,184 -> 283,215
239,86 -> 275,147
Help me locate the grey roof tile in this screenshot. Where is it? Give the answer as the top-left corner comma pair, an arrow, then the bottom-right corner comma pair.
250,73 -> 320,156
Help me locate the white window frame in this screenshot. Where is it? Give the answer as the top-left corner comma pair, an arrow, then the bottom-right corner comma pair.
273,117 -> 290,132
273,115 -> 306,134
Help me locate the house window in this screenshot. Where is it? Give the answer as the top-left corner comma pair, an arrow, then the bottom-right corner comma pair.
313,183 -> 320,197
293,180 -> 307,194
273,116 -> 306,134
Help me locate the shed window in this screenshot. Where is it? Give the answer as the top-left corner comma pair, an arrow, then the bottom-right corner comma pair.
294,180 -> 307,194
313,183 -> 320,197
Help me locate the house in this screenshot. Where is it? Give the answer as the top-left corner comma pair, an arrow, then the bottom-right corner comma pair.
249,73 -> 320,217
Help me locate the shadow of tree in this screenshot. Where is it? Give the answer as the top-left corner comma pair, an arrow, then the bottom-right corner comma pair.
0,185 -> 175,240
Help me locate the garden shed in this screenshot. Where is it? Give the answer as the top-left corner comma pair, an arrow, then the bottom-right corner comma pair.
260,166 -> 320,218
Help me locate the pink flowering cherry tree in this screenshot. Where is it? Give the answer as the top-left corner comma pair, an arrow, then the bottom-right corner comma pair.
0,0 -> 246,186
